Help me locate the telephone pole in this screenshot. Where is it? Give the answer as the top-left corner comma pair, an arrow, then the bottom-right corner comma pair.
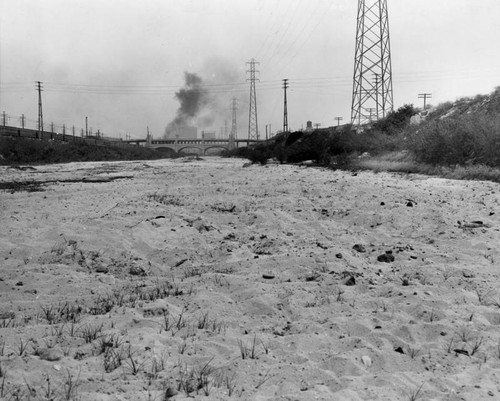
418,93 -> 432,110
246,59 -> 259,140
283,79 -> 289,133
36,81 -> 44,133
351,0 -> 393,126
334,117 -> 343,126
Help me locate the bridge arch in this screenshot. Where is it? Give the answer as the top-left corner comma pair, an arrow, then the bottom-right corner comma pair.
203,145 -> 229,155
178,146 -> 203,155
155,146 -> 177,156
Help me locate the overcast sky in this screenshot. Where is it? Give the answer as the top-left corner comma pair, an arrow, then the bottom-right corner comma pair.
1,0 -> 500,139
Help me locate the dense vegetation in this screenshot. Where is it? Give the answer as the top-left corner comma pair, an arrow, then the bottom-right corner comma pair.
225,87 -> 500,182
0,136 -> 169,165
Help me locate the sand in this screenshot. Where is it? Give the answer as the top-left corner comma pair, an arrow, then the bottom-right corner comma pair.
0,157 -> 499,400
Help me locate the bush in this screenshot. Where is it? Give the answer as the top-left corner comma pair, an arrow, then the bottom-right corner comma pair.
0,137 -> 168,165
408,113 -> 500,166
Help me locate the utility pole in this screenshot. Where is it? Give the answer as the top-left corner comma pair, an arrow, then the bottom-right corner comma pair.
2,111 -> 6,126
85,117 -> 88,137
246,59 -> 260,140
334,117 -> 343,126
72,125 -> 75,136
21,114 -> 25,129
314,123 -> 321,130
418,93 -> 432,110
283,79 -> 289,133
351,0 -> 393,126
36,81 -> 44,133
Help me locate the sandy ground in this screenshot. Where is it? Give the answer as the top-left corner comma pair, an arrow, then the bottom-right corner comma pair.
1,156 -> 500,401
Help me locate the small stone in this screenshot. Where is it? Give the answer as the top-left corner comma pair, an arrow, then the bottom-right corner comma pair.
345,276 -> 356,286
361,355 -> 372,367
462,269 -> 475,278
353,244 -> 366,253
335,253 -> 343,259
95,265 -> 109,274
165,387 -> 178,398
16,281 -> 23,286
129,266 -> 146,276
53,364 -> 61,371
377,254 -> 395,263
406,201 -> 414,207
262,273 -> 275,279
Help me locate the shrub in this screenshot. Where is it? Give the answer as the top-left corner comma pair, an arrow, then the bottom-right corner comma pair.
408,113 -> 500,166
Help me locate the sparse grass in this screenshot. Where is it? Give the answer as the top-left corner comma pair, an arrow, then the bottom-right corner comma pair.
78,322 -> 104,343
238,335 -> 260,360
17,338 -> 32,356
405,382 -> 425,401
405,345 -> 421,359
470,336 -> 484,356
104,347 -> 123,373
123,345 -> 146,376
62,369 -> 81,401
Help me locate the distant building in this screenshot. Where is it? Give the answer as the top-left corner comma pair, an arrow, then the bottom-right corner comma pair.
202,131 -> 216,140
305,121 -> 313,132
172,126 -> 197,139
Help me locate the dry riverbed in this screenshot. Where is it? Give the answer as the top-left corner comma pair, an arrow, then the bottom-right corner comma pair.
1,157 -> 500,400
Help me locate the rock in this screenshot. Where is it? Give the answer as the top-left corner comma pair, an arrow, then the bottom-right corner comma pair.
36,347 -> 63,361
53,364 -> 61,371
305,273 -> 320,282
344,276 -> 356,286
377,254 -> 395,263
335,253 -> 343,259
165,387 -> 178,398
95,265 -> 109,274
394,346 -> 404,354
129,266 -> 146,276
406,201 -> 414,207
462,269 -> 475,278
352,244 -> 366,253
16,281 -> 23,286
361,355 -> 372,367
262,273 -> 275,279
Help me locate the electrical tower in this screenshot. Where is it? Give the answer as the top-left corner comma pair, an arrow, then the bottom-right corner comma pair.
282,79 -> 289,133
351,0 -> 393,126
230,97 -> 238,139
36,81 -> 44,133
246,59 -> 259,140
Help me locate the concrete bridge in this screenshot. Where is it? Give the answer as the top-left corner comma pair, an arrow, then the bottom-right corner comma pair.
124,137 -> 264,155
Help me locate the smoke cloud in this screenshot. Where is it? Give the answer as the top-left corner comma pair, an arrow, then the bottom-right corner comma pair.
164,59 -> 246,138
164,72 -> 209,137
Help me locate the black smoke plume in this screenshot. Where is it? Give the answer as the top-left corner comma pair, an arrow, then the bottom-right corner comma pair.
164,72 -> 209,138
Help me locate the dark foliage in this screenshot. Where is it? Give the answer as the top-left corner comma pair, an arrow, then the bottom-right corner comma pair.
0,137 -> 169,165
370,104 -> 418,135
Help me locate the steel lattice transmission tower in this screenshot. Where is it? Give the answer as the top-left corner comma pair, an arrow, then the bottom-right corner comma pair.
230,97 -> 238,139
246,59 -> 259,140
351,0 -> 393,126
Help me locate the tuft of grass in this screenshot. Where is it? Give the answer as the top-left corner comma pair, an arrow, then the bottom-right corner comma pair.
78,322 -> 104,343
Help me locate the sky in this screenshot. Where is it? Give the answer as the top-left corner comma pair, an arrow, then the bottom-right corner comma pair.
1,0 -> 500,139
